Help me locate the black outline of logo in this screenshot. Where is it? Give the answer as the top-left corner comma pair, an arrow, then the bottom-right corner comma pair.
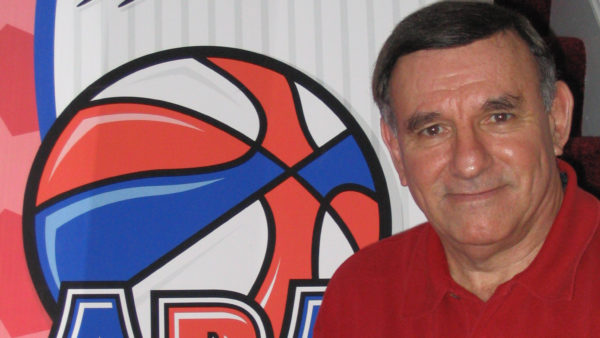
23,47 -> 392,337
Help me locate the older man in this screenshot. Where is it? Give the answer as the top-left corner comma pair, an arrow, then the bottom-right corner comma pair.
314,1 -> 600,336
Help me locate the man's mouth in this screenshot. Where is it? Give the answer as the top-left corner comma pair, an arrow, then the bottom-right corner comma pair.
445,185 -> 507,203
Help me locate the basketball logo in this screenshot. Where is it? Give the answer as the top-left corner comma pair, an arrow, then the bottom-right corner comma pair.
23,47 -> 391,337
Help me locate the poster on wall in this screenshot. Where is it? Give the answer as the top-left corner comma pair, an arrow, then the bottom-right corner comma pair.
1,1 -> 430,337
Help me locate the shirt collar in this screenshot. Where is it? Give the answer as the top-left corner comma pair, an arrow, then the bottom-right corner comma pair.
400,160 -> 600,316
513,159 -> 600,300
400,223 -> 452,317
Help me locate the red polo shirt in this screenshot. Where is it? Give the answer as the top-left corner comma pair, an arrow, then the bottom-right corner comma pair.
314,161 -> 600,337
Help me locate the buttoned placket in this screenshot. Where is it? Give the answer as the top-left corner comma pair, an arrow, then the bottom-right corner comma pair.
465,282 -> 515,337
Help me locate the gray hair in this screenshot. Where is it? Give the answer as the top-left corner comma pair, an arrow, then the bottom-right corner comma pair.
373,1 -> 556,128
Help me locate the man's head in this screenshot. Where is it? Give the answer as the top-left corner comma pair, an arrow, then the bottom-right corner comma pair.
377,1 -> 573,252
373,1 -> 556,129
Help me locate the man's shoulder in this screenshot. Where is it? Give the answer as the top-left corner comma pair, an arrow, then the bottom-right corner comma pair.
331,223 -> 430,282
355,222 -> 430,259
314,225 -> 432,335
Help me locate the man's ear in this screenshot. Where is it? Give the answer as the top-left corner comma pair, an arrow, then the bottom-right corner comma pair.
548,81 -> 574,156
380,118 -> 408,186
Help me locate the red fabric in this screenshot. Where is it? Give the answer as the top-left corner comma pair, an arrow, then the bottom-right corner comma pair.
314,161 -> 600,337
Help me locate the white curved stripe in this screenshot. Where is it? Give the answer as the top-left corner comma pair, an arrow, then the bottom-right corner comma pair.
49,112 -> 202,178
175,311 -> 247,322
44,179 -> 222,292
260,260 -> 280,307
93,58 -> 260,140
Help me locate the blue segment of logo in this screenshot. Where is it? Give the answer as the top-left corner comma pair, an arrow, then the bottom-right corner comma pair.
299,295 -> 322,338
298,135 -> 375,196
35,152 -> 283,299
34,0 -> 58,138
67,297 -> 124,338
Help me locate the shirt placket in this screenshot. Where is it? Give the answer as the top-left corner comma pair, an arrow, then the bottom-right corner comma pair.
466,282 -> 514,337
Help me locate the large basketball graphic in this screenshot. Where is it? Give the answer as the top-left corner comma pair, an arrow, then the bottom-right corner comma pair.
23,47 -> 391,337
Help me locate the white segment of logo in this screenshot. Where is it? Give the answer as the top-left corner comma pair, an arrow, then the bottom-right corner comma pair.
55,288 -> 134,338
318,212 -> 354,279
285,285 -> 327,338
132,200 -> 269,338
295,83 -> 346,148
93,58 -> 260,140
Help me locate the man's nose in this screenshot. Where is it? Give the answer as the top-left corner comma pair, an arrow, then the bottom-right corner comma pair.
449,126 -> 491,179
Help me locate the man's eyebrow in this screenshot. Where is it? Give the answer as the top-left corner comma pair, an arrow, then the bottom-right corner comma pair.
406,112 -> 440,132
482,94 -> 522,112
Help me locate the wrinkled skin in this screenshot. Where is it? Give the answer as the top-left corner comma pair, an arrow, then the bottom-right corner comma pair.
381,31 -> 573,297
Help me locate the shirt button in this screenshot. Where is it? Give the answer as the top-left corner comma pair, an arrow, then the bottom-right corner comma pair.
449,292 -> 460,299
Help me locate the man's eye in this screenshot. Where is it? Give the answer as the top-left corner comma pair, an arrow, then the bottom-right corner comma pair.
489,112 -> 514,123
419,124 -> 443,136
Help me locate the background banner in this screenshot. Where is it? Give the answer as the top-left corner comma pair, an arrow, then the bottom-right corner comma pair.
1,1 -> 431,337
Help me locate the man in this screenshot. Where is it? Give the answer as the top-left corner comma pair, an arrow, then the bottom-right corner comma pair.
314,1 -> 600,336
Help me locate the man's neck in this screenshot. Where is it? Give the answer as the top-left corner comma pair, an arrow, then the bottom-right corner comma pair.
444,237 -> 547,301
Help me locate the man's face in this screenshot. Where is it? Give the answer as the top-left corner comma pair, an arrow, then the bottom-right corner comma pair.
382,32 -> 572,250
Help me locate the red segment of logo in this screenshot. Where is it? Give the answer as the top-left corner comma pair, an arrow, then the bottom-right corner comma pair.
259,178 -> 320,336
168,306 -> 257,338
36,103 -> 250,204
209,57 -> 313,167
331,191 -> 380,249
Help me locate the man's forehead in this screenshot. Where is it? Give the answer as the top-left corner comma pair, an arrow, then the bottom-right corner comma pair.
394,30 -> 530,66
388,31 -> 538,120
392,31 -> 532,80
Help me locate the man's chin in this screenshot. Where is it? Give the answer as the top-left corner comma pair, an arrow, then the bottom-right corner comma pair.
434,219 -> 516,248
